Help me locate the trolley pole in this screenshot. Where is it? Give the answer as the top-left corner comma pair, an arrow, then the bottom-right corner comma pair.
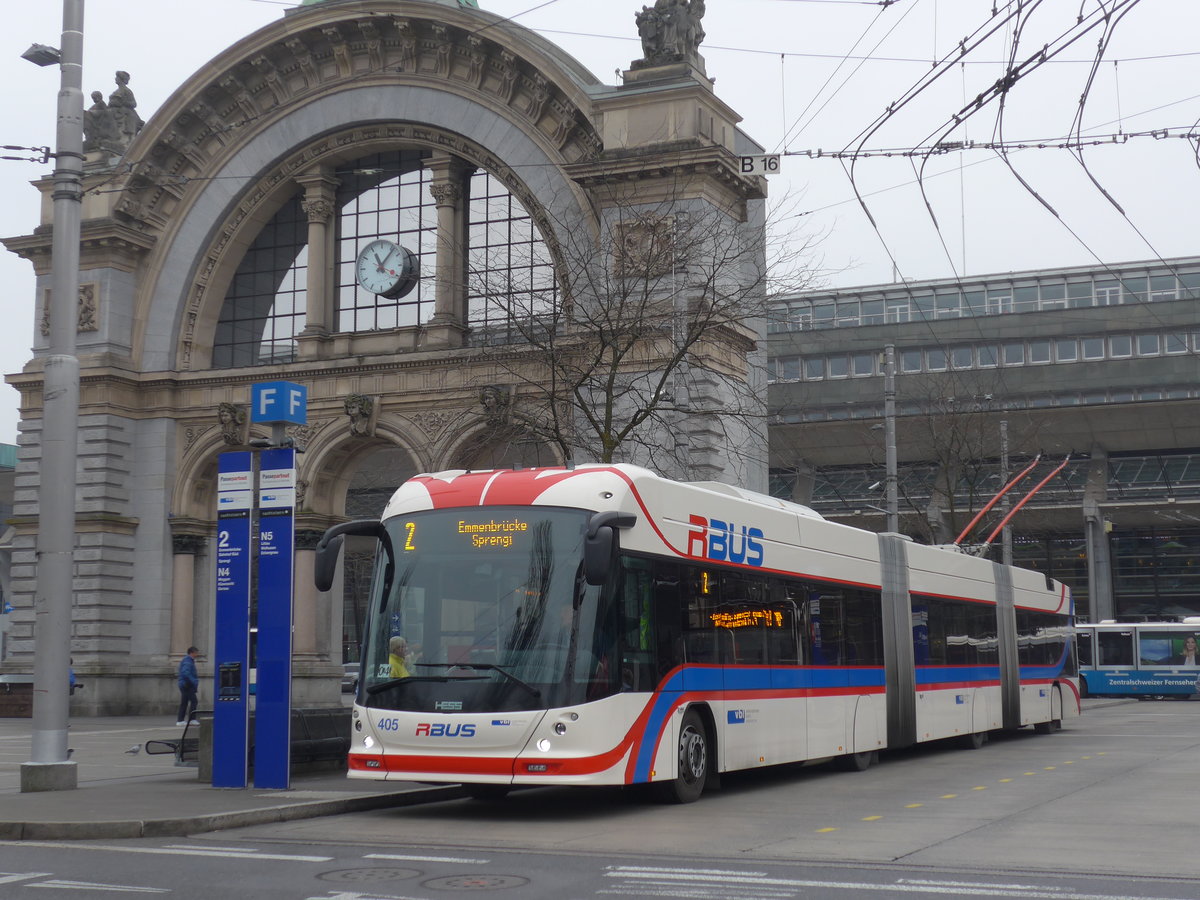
21,0 -> 84,792
1000,420 -> 1012,566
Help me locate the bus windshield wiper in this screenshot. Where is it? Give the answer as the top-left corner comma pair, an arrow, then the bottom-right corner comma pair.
365,674 -> 485,695
417,662 -> 541,698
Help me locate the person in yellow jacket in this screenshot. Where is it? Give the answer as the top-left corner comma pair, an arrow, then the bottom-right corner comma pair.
388,636 -> 411,679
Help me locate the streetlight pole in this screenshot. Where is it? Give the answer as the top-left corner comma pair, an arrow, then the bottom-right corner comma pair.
883,344 -> 898,534
21,0 -> 84,793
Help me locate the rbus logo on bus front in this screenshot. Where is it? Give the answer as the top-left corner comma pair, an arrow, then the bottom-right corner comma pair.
687,515 -> 765,567
415,723 -> 477,737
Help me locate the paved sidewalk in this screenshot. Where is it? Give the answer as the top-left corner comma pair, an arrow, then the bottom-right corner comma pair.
0,714 -> 459,840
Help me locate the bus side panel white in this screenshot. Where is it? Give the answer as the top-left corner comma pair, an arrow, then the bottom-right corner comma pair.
807,694 -> 849,758
851,694 -> 885,754
914,687 -> 980,742
719,697 -> 802,770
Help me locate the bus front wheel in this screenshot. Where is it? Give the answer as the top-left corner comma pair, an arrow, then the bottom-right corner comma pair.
657,709 -> 709,803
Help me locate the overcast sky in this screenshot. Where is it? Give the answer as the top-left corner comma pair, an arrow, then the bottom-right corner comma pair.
1,0 -> 1196,445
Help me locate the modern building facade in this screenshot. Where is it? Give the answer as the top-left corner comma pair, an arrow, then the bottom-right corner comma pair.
767,256 -> 1200,623
2,0 -> 770,713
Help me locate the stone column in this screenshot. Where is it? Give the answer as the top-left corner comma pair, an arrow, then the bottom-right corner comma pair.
293,529 -> 325,661
295,172 -> 339,360
169,533 -> 206,657
422,154 -> 471,348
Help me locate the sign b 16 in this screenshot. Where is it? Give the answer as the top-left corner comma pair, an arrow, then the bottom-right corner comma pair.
739,154 -> 781,176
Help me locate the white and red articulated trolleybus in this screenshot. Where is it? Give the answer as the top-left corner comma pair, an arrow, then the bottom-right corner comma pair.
315,464 -> 1078,802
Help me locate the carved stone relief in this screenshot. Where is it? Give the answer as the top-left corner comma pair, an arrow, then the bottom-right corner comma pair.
218,402 -> 247,445
614,218 -> 675,277
40,283 -> 100,337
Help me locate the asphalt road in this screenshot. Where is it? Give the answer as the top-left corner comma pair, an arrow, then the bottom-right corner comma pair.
1,699 -> 1198,899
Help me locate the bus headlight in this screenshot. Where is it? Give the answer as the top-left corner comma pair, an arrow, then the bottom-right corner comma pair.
537,739 -> 552,752
363,735 -> 375,749
553,722 -> 567,735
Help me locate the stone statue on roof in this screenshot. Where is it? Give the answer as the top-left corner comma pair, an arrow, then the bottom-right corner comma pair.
633,0 -> 706,70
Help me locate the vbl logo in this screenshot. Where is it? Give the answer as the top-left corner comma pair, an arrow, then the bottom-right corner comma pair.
415,723 -> 476,737
687,515 -> 764,566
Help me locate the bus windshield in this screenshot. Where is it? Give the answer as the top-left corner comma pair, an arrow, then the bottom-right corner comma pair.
359,506 -> 619,712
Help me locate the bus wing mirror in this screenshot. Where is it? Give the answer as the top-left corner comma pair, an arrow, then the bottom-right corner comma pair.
584,511 -> 636,586
314,519 -> 392,592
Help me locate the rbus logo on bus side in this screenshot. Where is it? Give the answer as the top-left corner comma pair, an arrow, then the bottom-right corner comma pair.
687,515 -> 765,567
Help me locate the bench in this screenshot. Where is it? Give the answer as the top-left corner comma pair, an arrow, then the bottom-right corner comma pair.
144,714 -> 205,767
0,674 -> 35,717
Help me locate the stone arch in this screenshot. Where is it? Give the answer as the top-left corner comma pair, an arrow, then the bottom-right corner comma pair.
300,420 -> 428,519
112,2 -> 603,372
444,419 -> 564,471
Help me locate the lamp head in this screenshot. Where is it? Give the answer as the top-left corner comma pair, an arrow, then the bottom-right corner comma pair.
21,44 -> 61,67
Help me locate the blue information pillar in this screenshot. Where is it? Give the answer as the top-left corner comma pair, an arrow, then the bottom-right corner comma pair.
254,448 -> 296,789
212,452 -> 254,789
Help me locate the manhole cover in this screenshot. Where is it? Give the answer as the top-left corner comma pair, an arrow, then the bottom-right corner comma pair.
317,867 -> 420,882
422,875 -> 529,891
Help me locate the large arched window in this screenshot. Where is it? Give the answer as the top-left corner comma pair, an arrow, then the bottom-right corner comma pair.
212,149 -> 557,367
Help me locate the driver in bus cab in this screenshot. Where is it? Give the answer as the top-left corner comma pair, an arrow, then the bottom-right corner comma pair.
388,636 -> 412,678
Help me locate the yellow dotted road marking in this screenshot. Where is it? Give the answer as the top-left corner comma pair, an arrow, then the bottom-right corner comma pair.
972,786 -> 987,791
816,827 -> 839,833
1081,755 -> 1092,759
862,815 -> 883,821
1044,766 -> 1056,770
905,803 -> 923,808
1024,771 -> 1037,776
940,794 -> 957,799
999,778 -> 1013,783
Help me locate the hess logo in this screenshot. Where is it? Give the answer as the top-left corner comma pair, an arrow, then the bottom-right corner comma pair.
687,515 -> 765,567
415,723 -> 476,737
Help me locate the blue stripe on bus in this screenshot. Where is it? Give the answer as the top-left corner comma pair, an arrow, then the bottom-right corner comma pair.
632,665 -> 887,783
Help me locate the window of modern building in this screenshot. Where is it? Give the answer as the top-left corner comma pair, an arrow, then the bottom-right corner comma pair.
836,301 -> 860,326
779,357 -> 800,380
860,299 -> 885,325
1109,335 -> 1132,358
1135,334 -> 1160,356
1148,275 -> 1177,301
901,350 -> 923,373
1039,282 -> 1066,309
963,290 -> 986,315
1095,281 -> 1121,305
1055,339 -> 1078,362
852,352 -> 876,376
1120,276 -> 1147,303
805,357 -> 825,380
978,345 -> 998,367
1002,342 -> 1025,366
951,345 -> 974,369
934,293 -> 960,318
828,355 -> 849,378
1066,281 -> 1093,307
926,348 -> 947,371
1013,285 -> 1039,312
885,297 -> 910,323
985,288 -> 1012,315
1029,339 -> 1051,364
1082,337 -> 1105,360
1164,333 -> 1188,354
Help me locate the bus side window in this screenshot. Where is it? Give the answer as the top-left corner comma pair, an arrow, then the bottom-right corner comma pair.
1098,631 -> 1134,667
1076,630 -> 1093,668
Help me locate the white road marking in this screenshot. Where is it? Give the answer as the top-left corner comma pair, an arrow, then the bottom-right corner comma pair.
1,840 -> 330,862
603,868 -> 1196,900
363,853 -> 490,864
28,879 -> 169,893
0,873 -> 52,884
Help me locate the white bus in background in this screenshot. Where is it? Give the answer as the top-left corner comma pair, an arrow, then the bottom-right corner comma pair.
316,464 -> 1078,802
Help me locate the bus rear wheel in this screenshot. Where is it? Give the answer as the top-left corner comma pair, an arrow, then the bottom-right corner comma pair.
657,709 -> 708,804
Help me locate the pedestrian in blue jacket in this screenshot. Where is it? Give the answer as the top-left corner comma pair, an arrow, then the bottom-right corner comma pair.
176,646 -> 200,726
